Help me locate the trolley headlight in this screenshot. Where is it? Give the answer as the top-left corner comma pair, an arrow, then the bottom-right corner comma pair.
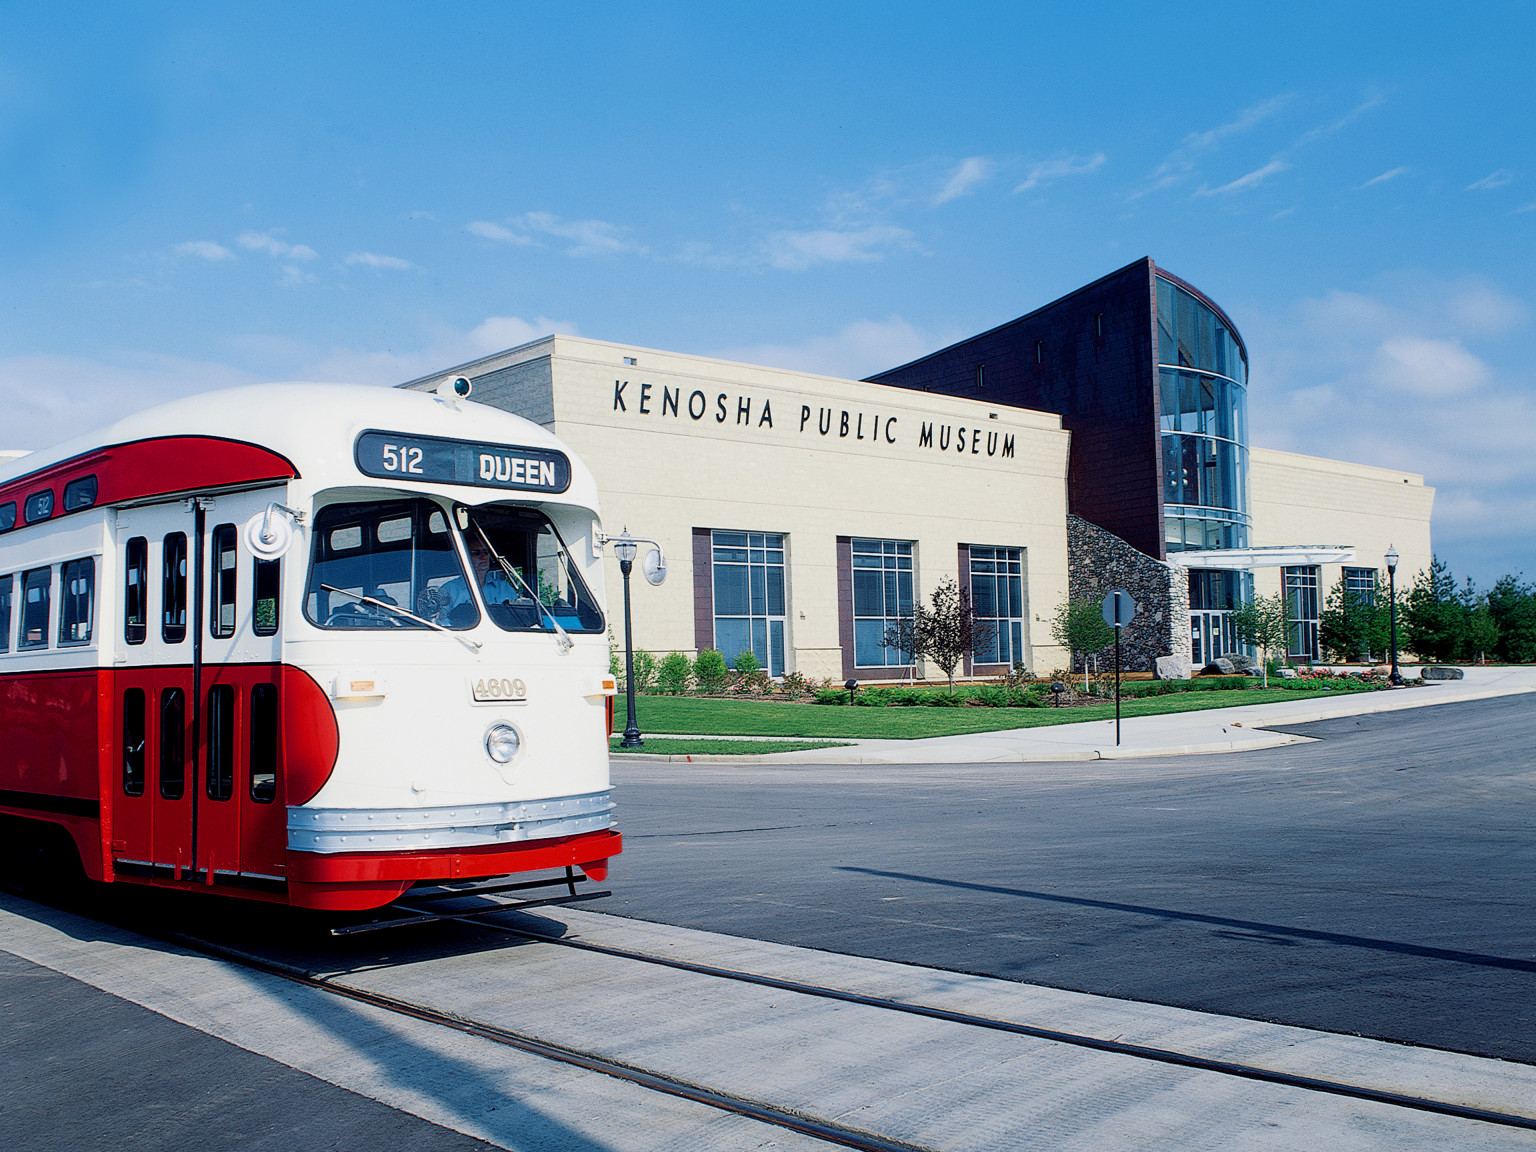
485,723 -> 521,764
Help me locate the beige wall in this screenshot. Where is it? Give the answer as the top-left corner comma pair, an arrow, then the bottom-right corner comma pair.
1248,446 -> 1435,602
436,335 -> 1074,678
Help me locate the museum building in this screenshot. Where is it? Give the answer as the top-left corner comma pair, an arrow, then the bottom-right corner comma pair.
400,258 -> 1433,677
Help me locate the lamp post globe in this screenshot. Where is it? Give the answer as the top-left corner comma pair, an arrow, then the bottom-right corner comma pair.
1385,545 -> 1404,686
615,531 -> 643,748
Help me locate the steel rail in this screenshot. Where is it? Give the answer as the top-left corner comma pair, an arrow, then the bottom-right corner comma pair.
463,917 -> 1536,1134
166,932 -> 939,1152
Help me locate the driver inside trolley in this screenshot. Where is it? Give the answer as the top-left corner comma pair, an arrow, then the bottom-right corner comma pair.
435,529 -> 520,627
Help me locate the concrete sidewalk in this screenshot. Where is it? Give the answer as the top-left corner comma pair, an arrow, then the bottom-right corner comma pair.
630,665 -> 1536,764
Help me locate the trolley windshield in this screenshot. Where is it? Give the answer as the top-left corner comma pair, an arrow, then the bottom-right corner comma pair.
305,498 -> 477,630
458,504 -> 604,634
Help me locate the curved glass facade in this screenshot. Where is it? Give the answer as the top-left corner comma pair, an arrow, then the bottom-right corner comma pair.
1157,276 -> 1249,554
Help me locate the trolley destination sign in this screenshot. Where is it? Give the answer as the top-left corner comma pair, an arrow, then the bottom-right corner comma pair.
355,430 -> 571,493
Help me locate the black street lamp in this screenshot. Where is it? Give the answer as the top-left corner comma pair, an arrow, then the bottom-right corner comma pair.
612,531 -> 643,749
598,528 -> 667,751
1385,544 -> 1404,686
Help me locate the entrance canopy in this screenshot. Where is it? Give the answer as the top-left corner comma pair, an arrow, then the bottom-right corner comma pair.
1167,546 -> 1357,570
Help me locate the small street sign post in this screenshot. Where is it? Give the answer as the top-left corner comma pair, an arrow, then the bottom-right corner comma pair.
1101,590 -> 1136,746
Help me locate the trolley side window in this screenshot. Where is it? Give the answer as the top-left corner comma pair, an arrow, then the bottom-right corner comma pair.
250,683 -> 278,803
63,475 -> 98,512
125,537 -> 148,644
211,523 -> 238,639
160,688 -> 185,800
0,574 -> 11,653
253,559 -> 280,636
304,499 -> 476,630
123,688 -> 146,796
59,557 -> 95,647
163,533 -> 188,643
23,490 -> 53,524
206,685 -> 235,801
19,567 -> 51,650
0,502 -> 15,533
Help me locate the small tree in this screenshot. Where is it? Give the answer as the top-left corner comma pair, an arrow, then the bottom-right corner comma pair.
656,651 -> 692,695
883,577 -> 982,692
1051,598 -> 1115,690
1231,593 -> 1290,686
1488,575 -> 1536,663
692,649 -> 729,694
1404,557 -> 1468,663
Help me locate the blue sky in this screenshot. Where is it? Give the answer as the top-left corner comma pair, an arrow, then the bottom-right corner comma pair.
3,2 -> 1533,585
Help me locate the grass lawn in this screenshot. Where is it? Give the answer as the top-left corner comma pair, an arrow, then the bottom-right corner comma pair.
621,684 -> 1390,740
609,737 -> 852,755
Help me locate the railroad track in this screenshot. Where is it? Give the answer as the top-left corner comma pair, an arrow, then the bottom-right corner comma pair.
155,884 -> 1536,1150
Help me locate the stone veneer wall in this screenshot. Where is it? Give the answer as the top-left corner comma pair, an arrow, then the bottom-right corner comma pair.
1065,514 -> 1189,674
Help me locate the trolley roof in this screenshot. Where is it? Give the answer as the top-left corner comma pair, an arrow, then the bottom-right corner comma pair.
0,382 -> 601,521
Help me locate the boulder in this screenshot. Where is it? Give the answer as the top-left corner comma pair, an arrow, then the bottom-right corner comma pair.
1420,665 -> 1465,681
1199,658 -> 1236,676
1216,651 -> 1256,673
1276,667 -> 1299,679
1154,654 -> 1191,681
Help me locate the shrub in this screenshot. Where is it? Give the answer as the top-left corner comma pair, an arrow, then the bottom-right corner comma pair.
925,692 -> 964,707
733,649 -> 761,677
630,649 -> 658,693
656,651 -> 691,695
779,670 -> 809,697
968,685 -> 1007,708
814,687 -> 849,705
693,649 -> 729,694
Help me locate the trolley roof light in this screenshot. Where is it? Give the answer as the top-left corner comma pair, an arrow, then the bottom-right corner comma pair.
435,375 -> 473,409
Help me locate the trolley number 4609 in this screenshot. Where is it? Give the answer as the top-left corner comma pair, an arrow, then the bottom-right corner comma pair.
472,677 -> 527,702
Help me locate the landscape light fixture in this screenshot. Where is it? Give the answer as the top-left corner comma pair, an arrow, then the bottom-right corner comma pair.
1385,545 -> 1404,686
597,529 -> 667,750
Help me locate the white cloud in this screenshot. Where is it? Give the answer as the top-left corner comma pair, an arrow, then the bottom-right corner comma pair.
0,312 -> 584,452
1360,166 -> 1408,188
298,314 -> 582,386
173,240 -> 235,261
345,252 -> 417,271
1245,275 -> 1536,581
1198,158 -> 1290,196
1467,170 -> 1514,191
470,213 -> 644,257
761,226 -> 916,271
1369,336 -> 1488,397
0,353 -> 265,451
238,231 -> 318,260
278,265 -> 317,286
467,220 -> 534,244
934,157 -> 995,204
1014,153 -> 1105,193
1144,95 -> 1294,191
708,317 -> 944,380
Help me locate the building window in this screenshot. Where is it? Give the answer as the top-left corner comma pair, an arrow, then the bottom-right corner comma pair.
969,546 -> 1025,667
1343,566 -> 1377,605
1189,569 -> 1248,667
711,531 -> 786,675
851,538 -> 913,667
1283,566 -> 1321,663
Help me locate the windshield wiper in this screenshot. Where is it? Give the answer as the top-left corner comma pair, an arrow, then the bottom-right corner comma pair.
467,517 -> 574,654
320,583 -> 482,652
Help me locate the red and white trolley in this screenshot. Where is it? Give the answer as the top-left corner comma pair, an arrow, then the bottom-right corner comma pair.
0,380 -> 621,909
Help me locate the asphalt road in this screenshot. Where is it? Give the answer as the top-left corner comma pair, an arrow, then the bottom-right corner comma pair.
605,694 -> 1536,1063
